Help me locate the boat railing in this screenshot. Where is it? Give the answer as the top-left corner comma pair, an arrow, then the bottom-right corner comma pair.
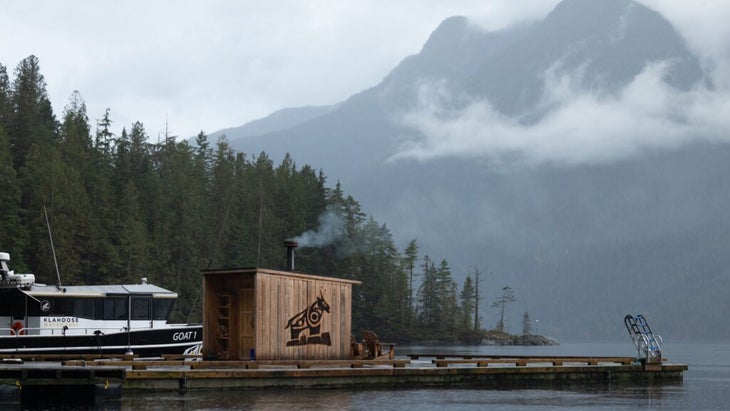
2,326 -> 162,337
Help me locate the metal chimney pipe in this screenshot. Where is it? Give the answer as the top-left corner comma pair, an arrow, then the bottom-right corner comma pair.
284,240 -> 298,271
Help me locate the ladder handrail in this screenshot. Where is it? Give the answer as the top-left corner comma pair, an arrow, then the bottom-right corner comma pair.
624,314 -> 663,360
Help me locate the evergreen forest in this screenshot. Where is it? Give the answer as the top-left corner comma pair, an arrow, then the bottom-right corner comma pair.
1,55 -> 492,343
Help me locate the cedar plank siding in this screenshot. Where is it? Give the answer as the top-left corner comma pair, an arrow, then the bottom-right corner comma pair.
202,268 -> 359,361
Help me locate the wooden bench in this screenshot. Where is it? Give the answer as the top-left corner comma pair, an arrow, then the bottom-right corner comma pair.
359,330 -> 397,360
376,343 -> 397,360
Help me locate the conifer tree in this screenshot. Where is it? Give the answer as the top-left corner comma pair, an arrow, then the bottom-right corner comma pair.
492,285 -> 516,332
402,239 -> 418,327
416,256 -> 439,333
95,108 -> 114,156
460,275 -> 476,330
9,55 -> 57,171
0,127 -> 26,265
116,181 -> 151,283
354,218 -> 404,336
249,153 -> 278,267
522,311 -> 532,335
473,267 -> 483,331
435,259 -> 458,339
59,91 -> 91,165
19,143 -> 91,284
84,109 -> 118,281
205,137 -> 239,267
154,139 -> 209,322
0,63 -> 10,132
58,91 -> 106,283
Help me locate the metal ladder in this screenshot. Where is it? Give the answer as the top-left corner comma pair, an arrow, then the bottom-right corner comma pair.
624,314 -> 663,361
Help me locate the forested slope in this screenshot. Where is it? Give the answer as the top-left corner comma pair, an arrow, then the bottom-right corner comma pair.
0,56 -> 491,343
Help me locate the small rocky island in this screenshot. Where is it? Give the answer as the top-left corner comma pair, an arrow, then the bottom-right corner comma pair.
481,330 -> 560,346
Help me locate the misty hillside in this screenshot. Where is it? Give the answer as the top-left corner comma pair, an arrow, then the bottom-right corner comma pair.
214,104 -> 337,140
465,0 -> 702,117
214,0 -> 729,341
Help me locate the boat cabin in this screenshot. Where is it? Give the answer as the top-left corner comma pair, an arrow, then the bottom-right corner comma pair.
1,252 -> 177,336
1,282 -> 178,336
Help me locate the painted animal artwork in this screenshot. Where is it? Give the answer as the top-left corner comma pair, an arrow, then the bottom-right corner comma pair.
285,290 -> 332,346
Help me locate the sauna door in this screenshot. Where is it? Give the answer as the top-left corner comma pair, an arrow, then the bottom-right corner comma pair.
239,288 -> 255,360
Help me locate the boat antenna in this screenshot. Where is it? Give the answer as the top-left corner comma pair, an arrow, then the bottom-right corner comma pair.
44,205 -> 62,290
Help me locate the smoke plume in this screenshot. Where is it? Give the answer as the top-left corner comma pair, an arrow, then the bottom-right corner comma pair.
291,206 -> 345,248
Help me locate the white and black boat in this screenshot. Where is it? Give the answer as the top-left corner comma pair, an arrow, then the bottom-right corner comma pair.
0,252 -> 202,357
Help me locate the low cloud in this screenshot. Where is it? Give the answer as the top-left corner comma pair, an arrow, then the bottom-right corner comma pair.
639,0 -> 730,82
391,62 -> 730,167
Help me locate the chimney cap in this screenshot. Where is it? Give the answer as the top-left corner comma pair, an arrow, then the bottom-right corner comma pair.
284,240 -> 298,248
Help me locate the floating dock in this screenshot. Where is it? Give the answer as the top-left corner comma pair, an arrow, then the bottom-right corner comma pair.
0,353 -> 687,406
119,355 -> 686,391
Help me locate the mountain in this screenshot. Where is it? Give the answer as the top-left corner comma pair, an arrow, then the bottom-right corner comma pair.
214,104 -> 338,140
465,0 -> 702,116
213,0 -> 729,341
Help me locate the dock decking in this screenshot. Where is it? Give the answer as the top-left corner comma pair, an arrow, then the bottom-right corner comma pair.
0,353 -> 688,405
116,354 -> 686,391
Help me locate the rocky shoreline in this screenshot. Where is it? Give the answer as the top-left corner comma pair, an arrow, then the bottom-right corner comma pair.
481,331 -> 560,346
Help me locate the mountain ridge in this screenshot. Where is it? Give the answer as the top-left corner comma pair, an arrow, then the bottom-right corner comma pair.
210,0 -> 728,340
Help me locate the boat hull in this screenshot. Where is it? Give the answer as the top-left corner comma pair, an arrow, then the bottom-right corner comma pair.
0,324 -> 202,357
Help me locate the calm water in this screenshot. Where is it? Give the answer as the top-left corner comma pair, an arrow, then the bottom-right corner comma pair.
26,342 -> 730,410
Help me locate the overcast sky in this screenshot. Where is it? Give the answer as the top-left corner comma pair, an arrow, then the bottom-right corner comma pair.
2,0 -> 729,142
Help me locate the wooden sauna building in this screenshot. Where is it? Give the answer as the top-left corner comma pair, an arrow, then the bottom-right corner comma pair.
202,266 -> 360,361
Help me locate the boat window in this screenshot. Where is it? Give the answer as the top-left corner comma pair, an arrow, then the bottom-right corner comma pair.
131,297 -> 151,320
153,298 -> 174,320
95,299 -> 104,320
72,298 -> 95,318
0,289 -> 26,317
103,297 -> 127,320
4,293 -> 98,319
31,297 -> 66,317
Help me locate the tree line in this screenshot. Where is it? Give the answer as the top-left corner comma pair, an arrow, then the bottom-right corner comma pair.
1,55 -> 522,342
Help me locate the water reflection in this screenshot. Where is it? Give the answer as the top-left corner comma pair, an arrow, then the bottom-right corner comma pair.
122,390 -> 356,411
13,377 -> 690,411
21,342 -> 723,410
119,383 -> 687,411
